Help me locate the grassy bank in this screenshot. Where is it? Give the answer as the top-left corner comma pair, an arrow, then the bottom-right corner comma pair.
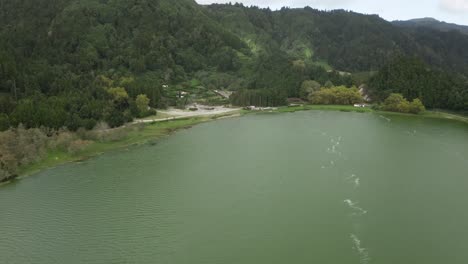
17,115 -> 231,178
275,105 -> 373,113
421,111 -> 468,124
245,104 -> 468,124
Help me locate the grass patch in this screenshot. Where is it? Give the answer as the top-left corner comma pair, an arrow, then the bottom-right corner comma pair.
275,105 -> 373,113
421,111 -> 468,124
243,104 -> 468,125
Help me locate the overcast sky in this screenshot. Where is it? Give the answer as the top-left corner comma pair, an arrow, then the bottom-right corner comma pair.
196,0 -> 468,25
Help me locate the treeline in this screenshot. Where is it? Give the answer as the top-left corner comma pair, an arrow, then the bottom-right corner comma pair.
0,75 -> 156,131
247,53 -> 353,96
230,61 -> 354,107
369,57 -> 468,111
308,86 -> 363,105
230,89 -> 287,107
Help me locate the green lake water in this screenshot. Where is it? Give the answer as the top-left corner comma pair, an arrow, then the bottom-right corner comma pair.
1,111 -> 468,264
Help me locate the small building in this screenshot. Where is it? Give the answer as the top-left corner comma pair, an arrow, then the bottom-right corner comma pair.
354,104 -> 369,108
177,91 -> 188,99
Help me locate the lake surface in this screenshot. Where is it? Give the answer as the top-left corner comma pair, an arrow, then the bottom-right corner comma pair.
1,111 -> 468,264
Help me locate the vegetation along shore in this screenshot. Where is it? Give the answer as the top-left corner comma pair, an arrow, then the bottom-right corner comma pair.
1,105 -> 466,186
0,112 -> 238,185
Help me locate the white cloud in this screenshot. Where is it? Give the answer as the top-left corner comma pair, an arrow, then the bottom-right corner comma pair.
440,0 -> 468,12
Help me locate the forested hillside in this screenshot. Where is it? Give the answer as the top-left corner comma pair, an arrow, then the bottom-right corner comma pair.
0,0 -> 248,130
393,18 -> 468,35
205,4 -> 468,74
1,0 -> 468,132
368,57 -> 468,110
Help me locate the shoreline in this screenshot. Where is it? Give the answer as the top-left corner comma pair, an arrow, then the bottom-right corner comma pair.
9,112 -> 241,186
2,105 -> 467,187
263,105 -> 468,124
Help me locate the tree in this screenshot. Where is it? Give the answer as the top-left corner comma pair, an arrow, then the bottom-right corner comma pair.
299,80 -> 321,100
135,94 -> 150,117
105,108 -> 126,128
230,89 -> 287,107
409,98 -> 426,114
10,99 -> 37,128
309,86 -> 363,105
108,89 -> 129,109
107,87 -> 129,102
324,80 -> 334,88
0,114 -> 10,131
382,93 -> 408,112
382,93 -> 425,114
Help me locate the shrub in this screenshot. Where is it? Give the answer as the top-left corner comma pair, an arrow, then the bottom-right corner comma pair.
382,93 -> 425,114
0,125 -> 49,179
0,113 -> 10,131
67,140 -> 92,155
54,130 -> 76,150
309,86 -> 363,105
409,98 -> 426,114
136,94 -> 150,117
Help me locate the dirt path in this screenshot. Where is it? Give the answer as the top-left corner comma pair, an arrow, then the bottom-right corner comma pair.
134,106 -> 241,124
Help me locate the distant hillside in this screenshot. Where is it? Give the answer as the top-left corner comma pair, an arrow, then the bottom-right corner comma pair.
206,5 -> 468,74
0,0 -> 250,129
393,18 -> 468,35
0,1 -> 467,131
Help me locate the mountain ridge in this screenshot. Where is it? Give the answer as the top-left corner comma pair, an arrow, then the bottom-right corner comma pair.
393,17 -> 468,34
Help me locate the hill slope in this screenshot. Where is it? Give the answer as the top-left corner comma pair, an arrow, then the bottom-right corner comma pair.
0,1 -> 467,131
0,0 -> 250,129
205,5 -> 468,74
393,18 -> 468,35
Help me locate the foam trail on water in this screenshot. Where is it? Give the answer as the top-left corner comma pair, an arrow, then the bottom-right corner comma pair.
344,199 -> 367,215
346,174 -> 356,180
350,234 -> 370,264
379,115 -> 391,122
354,178 -> 360,188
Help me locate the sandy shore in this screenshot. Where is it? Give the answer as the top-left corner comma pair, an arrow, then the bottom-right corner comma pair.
134,105 -> 241,124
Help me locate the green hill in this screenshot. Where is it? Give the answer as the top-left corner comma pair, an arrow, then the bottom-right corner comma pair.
393,18 -> 468,35
0,1 -> 467,131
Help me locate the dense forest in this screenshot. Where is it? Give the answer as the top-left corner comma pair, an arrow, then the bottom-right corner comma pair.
1,0 -> 468,132
369,57 -> 468,110
393,18 -> 468,35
